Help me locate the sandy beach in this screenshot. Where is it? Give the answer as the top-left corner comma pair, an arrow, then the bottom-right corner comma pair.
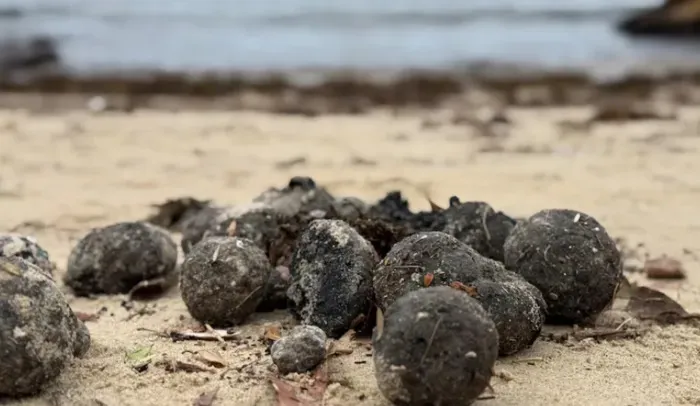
2,98 -> 700,406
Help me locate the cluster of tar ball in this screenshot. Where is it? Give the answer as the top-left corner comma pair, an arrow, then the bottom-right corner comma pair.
0,177 -> 622,405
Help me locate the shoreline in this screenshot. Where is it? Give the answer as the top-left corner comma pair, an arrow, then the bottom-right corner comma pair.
6,62 -> 700,112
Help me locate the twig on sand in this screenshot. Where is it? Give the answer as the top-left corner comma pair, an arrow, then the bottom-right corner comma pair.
138,327 -> 240,342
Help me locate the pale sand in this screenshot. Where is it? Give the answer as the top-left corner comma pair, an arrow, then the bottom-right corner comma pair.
2,105 -> 700,406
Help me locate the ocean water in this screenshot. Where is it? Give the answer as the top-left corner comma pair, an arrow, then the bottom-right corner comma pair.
1,0 -> 700,77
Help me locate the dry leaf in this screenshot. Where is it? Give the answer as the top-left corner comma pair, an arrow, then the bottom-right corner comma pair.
75,311 -> 100,322
264,325 -> 282,342
644,256 -> 686,280
271,378 -> 302,406
327,330 -> 356,357
271,365 -> 329,406
193,387 -> 219,406
450,281 -> 478,297
423,273 -> 434,287
625,285 -> 693,324
125,345 -> 154,372
196,350 -> 227,368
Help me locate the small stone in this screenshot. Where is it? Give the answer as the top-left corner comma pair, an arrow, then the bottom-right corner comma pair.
270,325 -> 327,374
644,256 -> 686,280
440,198 -> 517,262
208,205 -> 280,251
287,219 -> 378,339
180,237 -> 271,327
0,256 -> 91,396
373,286 -> 498,406
0,233 -> 54,278
64,221 -> 178,296
374,231 -> 546,356
504,209 -> 622,324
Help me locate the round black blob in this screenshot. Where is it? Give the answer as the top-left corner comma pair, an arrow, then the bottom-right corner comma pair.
503,209 -> 623,324
180,236 -> 271,327
0,256 -> 90,396
287,219 -> 378,339
180,205 -> 230,254
440,200 -> 516,262
64,222 -> 178,296
374,231 -> 546,356
373,286 -> 498,406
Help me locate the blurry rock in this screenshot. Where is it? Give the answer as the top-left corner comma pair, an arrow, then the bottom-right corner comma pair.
0,233 -> 54,278
373,286 -> 498,405
644,256 -> 686,280
287,219 -> 378,338
0,36 -> 59,72
504,209 -> 622,324
253,176 -> 336,217
65,222 -> 178,296
0,257 -> 90,396
368,191 -> 445,232
180,205 -> 232,254
271,325 -> 327,374
180,237 -> 271,326
145,197 -> 213,232
619,0 -> 700,37
334,196 -> 369,220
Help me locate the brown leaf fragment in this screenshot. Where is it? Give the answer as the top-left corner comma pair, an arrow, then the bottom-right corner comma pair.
625,285 -> 695,324
449,281 -> 478,297
75,311 -> 100,322
264,324 -> 282,342
327,330 -> 356,357
193,387 -> 219,406
271,378 -> 303,406
196,350 -> 227,368
644,256 -> 686,280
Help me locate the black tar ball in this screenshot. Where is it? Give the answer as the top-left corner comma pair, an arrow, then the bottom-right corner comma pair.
375,231 -> 546,356
180,236 -> 271,327
64,222 -> 178,296
0,256 -> 90,396
287,219 -> 378,339
373,286 -> 498,406
441,199 -> 516,262
504,209 -> 622,324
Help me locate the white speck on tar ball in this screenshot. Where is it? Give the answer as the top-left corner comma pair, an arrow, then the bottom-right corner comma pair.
13,327 -> 26,338
465,351 -> 477,358
573,213 -> 581,223
416,312 -> 430,321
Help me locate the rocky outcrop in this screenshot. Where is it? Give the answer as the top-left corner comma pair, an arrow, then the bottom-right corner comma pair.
618,0 -> 700,36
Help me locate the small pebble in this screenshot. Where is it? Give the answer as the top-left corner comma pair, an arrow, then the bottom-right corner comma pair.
504,209 -> 622,324
180,237 -> 271,326
373,286 -> 498,406
0,257 -> 90,396
270,325 -> 327,374
0,233 -> 54,278
644,256 -> 686,280
64,221 -> 178,296
287,219 -> 378,338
